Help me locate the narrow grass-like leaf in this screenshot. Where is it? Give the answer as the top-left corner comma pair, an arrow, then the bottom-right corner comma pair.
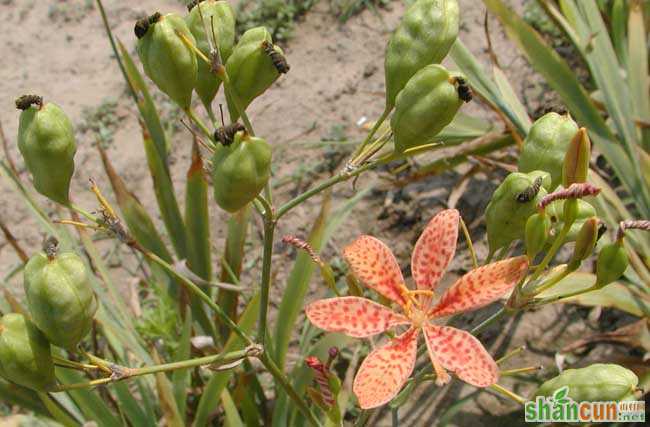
221,390 -> 245,427
193,293 -> 260,427
611,0 -> 629,67
172,310 -> 193,418
217,207 -> 252,333
113,382 -> 155,427
449,40 -> 528,136
185,142 -> 212,281
0,380 -> 47,416
37,392 -> 80,427
153,350 -> 184,427
55,369 -> 120,426
492,66 -> 532,133
627,0 -> 650,151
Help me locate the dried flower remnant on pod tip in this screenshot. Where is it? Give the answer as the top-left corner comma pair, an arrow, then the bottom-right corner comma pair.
306,209 -> 529,408
134,12 -> 162,39
15,95 -> 43,111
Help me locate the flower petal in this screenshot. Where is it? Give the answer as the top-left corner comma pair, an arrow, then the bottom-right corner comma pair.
305,297 -> 409,338
429,256 -> 529,318
423,325 -> 498,387
344,236 -> 407,306
353,328 -> 418,409
411,209 -> 459,292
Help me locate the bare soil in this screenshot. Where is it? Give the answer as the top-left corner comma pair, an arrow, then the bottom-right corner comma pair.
0,1 -> 635,425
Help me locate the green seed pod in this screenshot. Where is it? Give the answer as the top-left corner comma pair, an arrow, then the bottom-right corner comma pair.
24,246 -> 97,351
0,313 -> 56,392
595,242 -> 629,286
212,131 -> 272,213
562,127 -> 591,187
16,97 -> 76,205
535,364 -> 638,402
391,65 -> 464,153
186,0 -> 236,112
569,217 -> 599,268
545,199 -> 597,242
525,213 -> 550,259
486,171 -> 550,254
518,112 -> 579,190
136,13 -> 197,110
225,27 -> 281,121
384,0 -> 459,110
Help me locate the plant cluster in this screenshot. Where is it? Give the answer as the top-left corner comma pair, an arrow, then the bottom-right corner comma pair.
0,0 -> 647,425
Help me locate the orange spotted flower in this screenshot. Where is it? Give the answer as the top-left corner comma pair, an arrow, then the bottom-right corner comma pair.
305,209 -> 528,409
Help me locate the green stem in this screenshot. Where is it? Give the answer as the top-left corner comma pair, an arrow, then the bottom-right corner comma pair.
220,70 -> 255,135
54,349 -> 249,392
350,108 -> 391,161
470,307 -> 508,335
500,366 -> 542,376
186,108 -> 217,148
460,217 -> 478,269
257,214 -> 276,345
535,283 -> 601,306
140,248 -> 253,345
259,353 -> 322,427
67,203 -> 99,224
524,264 -> 572,297
527,222 -> 573,284
489,383 -> 526,405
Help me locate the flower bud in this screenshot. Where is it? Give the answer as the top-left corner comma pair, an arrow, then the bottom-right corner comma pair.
225,27 -> 281,121
186,0 -> 236,112
519,112 -> 579,190
391,65 -> 465,153
24,249 -> 97,350
384,0 -> 459,109
486,171 -> 549,253
212,131 -> 272,212
535,363 -> 637,402
0,313 -> 56,392
595,242 -> 629,286
525,213 -> 550,259
562,127 -> 590,187
569,217 -> 598,268
16,96 -> 76,205
136,13 -> 198,110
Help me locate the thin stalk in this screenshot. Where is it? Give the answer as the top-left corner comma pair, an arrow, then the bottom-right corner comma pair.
460,217 -> 478,269
350,108 -> 391,161
524,265 -> 572,297
186,108 -> 216,146
52,357 -> 103,372
67,203 -> 99,224
527,222 -> 572,284
489,383 -> 526,405
470,307 -> 508,335
496,345 -> 526,365
54,349 -> 249,392
500,366 -> 542,376
257,216 -> 276,345
535,283 -> 600,306
259,353 -> 322,427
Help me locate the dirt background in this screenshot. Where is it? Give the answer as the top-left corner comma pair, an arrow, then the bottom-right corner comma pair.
0,0 -> 637,426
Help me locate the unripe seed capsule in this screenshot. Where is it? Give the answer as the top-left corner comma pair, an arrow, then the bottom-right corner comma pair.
391,65 -> 464,153
24,248 -> 97,351
535,364 -> 638,402
384,0 -> 459,110
519,112 -> 579,190
212,131 -> 272,213
186,0 -> 236,111
0,313 -> 56,392
136,13 -> 198,110
225,27 -> 282,121
525,213 -> 550,259
17,96 -> 76,205
569,217 -> 599,268
595,242 -> 629,286
486,171 -> 550,253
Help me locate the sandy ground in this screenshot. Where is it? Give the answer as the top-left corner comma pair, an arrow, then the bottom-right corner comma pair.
0,1 -> 635,425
